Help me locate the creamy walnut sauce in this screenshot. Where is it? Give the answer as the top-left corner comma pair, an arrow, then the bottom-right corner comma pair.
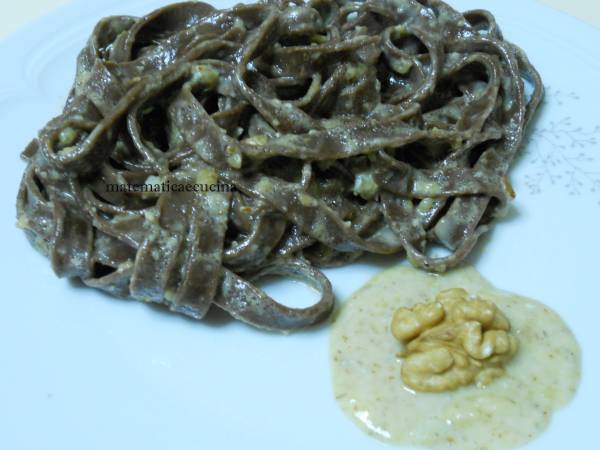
330,266 -> 580,450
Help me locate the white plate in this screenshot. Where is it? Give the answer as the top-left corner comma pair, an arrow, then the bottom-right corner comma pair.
1,1 -> 598,449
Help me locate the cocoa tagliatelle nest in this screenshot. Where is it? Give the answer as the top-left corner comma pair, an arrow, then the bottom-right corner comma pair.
16,0 -> 542,331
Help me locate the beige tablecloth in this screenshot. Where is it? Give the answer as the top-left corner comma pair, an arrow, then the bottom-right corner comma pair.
2,0 -> 599,40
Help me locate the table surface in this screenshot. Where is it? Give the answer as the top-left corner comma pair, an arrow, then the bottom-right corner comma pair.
1,0 -> 599,41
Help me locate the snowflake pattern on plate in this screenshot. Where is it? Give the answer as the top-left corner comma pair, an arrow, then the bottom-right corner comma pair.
522,86 -> 600,203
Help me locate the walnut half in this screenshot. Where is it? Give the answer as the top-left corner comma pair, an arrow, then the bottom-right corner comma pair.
391,288 -> 518,393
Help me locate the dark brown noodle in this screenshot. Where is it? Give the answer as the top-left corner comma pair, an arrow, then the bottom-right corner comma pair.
16,0 -> 543,331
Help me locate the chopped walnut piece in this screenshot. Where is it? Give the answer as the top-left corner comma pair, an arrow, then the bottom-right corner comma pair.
391,288 -> 518,392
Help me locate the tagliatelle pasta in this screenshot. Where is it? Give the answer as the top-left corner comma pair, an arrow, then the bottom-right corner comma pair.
16,0 -> 542,330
